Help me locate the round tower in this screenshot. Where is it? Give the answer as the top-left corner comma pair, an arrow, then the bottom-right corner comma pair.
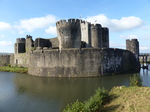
131,39 -> 139,61
126,39 -> 139,61
91,24 -> 102,48
56,19 -> 81,49
102,27 -> 109,48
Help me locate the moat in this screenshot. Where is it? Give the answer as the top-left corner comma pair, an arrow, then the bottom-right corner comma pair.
0,69 -> 149,112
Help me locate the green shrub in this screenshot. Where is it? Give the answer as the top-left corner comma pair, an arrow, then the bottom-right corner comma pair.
63,88 -> 109,112
7,64 -> 11,67
84,88 -> 109,112
130,73 -> 142,87
63,100 -> 84,112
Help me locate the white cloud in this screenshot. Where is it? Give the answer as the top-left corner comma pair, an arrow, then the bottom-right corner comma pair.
120,34 -> 139,39
0,22 -> 12,30
14,15 -> 58,33
140,46 -> 149,50
0,41 -> 13,46
86,14 -> 144,32
45,26 -> 57,35
139,46 -> 150,53
110,41 -> 125,48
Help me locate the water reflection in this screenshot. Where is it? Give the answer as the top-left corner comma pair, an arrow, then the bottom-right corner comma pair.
0,69 -> 150,112
13,73 -> 133,111
140,68 -> 150,86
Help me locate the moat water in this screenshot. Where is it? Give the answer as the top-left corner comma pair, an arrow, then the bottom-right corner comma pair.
0,69 -> 150,112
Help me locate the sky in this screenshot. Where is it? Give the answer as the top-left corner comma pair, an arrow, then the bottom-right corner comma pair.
0,0 -> 150,53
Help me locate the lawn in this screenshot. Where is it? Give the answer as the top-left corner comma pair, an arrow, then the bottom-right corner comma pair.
0,65 -> 28,73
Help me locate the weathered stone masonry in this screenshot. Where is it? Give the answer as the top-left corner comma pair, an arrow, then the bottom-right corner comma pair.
27,48 -> 139,77
0,55 -> 10,66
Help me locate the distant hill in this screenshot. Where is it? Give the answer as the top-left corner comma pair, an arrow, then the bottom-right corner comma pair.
0,53 -> 12,55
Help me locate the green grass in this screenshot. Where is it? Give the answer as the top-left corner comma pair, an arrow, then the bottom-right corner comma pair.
103,86 -> 150,112
0,65 -> 28,73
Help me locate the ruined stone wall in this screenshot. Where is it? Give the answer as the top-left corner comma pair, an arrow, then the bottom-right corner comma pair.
0,55 -> 10,66
15,43 -> 26,53
49,37 -> 59,48
10,54 -> 14,66
34,38 -> 51,48
26,37 -> 34,52
27,48 -> 140,77
13,53 -> 30,67
15,38 -> 26,53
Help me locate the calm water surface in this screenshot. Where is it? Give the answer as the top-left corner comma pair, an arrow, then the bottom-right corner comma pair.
0,69 -> 150,112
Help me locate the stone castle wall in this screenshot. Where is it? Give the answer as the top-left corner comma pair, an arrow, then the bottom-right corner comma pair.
25,48 -> 140,77
0,47 -> 140,77
0,55 -> 10,66
14,53 -> 30,67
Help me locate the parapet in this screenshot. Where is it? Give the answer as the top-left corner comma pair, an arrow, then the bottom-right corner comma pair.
16,38 -> 26,43
102,27 -> 109,31
56,19 -> 81,27
126,39 -> 139,45
91,24 -> 102,29
80,20 -> 91,25
131,39 -> 138,44
26,35 -> 32,39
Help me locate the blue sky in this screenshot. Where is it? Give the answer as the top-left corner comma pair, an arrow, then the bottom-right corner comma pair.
0,0 -> 150,53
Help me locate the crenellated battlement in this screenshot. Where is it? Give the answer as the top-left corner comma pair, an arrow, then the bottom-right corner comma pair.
102,27 -> 109,30
26,35 -> 32,39
131,39 -> 138,44
16,38 -> 26,43
56,19 -> 81,26
80,20 -> 90,25
126,39 -> 138,44
91,24 -> 102,29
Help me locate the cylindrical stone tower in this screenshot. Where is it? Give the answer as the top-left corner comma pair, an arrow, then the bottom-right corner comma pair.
126,39 -> 139,61
56,19 -> 81,49
102,27 -> 109,48
91,24 -> 102,48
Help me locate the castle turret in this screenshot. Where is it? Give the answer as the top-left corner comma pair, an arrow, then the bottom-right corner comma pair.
56,19 -> 81,49
91,24 -> 102,48
126,39 -> 139,61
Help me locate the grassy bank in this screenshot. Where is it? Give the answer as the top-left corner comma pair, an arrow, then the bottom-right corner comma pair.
0,65 -> 28,73
103,86 -> 150,112
63,86 -> 150,112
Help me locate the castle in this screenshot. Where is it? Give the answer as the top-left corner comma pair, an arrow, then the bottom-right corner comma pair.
0,19 -> 140,77
15,19 -> 109,53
